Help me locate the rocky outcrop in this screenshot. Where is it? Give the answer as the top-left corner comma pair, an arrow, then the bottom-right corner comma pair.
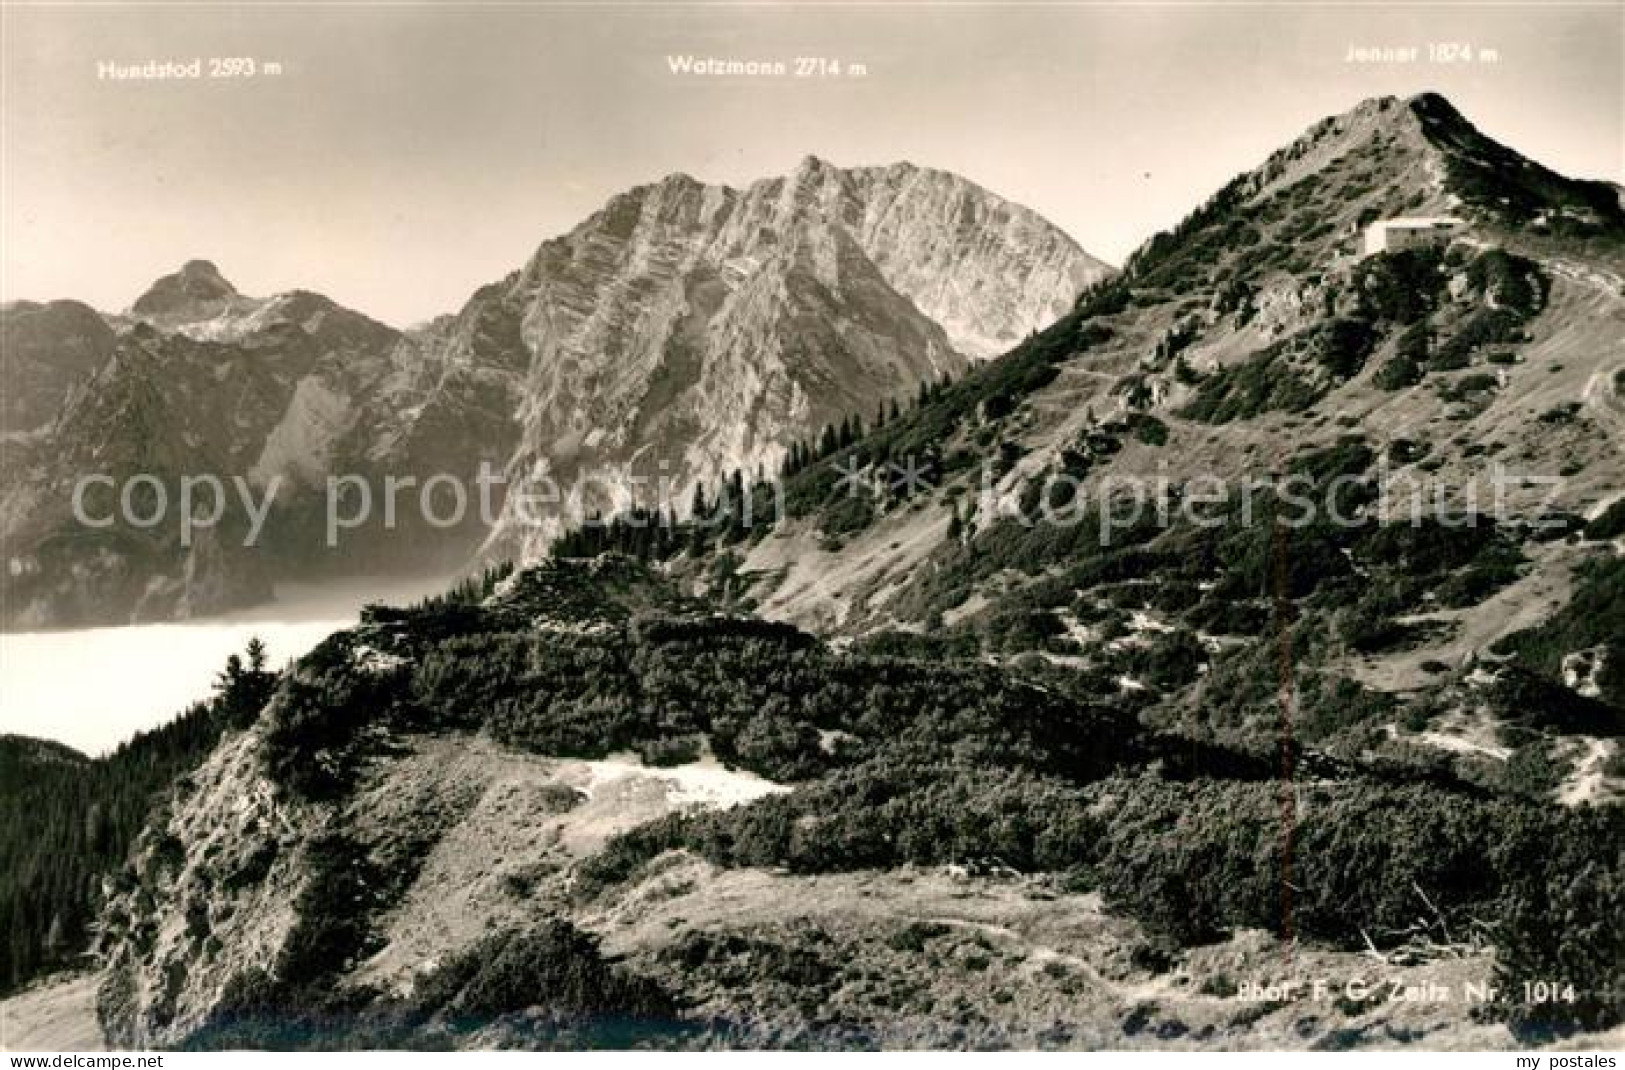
97,726 -> 317,1048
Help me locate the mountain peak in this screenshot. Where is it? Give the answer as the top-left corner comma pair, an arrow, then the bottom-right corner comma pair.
131,259 -> 240,316
1215,91 -> 1623,240
787,154 -> 845,194
171,259 -> 236,293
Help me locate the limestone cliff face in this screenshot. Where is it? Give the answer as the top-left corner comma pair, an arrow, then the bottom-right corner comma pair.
129,260 -> 247,322
479,157 -> 1108,556
837,161 -> 1108,359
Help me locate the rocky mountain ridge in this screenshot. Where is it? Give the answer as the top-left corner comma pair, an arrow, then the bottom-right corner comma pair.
735,92 -> 1625,633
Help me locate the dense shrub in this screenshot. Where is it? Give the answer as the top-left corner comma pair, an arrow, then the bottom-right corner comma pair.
410,921 -> 679,1041
1132,414 -> 1170,446
575,763 -> 1109,891
1494,555 -> 1625,709
1355,247 -> 1446,324
277,833 -> 395,988
264,649 -> 412,799
1373,355 -> 1424,391
1487,669 -> 1624,738
1313,318 -> 1381,379
1181,348 -> 1319,423
262,576 -> 1155,798
1435,309 -> 1524,369
1491,808 -> 1625,1036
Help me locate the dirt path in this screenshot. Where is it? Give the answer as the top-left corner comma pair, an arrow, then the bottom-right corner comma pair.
0,975 -> 103,1051
1582,365 -> 1625,449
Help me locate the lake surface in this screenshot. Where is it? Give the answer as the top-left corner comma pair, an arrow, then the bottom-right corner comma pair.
0,574 -> 457,757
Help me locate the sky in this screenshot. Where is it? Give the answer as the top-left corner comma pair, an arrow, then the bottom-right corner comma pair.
2,2 -> 1620,327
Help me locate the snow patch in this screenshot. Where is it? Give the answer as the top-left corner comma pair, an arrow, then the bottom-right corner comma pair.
576,755 -> 788,810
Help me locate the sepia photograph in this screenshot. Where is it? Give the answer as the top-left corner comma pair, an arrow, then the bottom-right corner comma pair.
0,0 -> 1621,1056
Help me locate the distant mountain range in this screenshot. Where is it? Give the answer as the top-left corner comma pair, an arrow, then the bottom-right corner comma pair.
0,160 -> 1107,629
